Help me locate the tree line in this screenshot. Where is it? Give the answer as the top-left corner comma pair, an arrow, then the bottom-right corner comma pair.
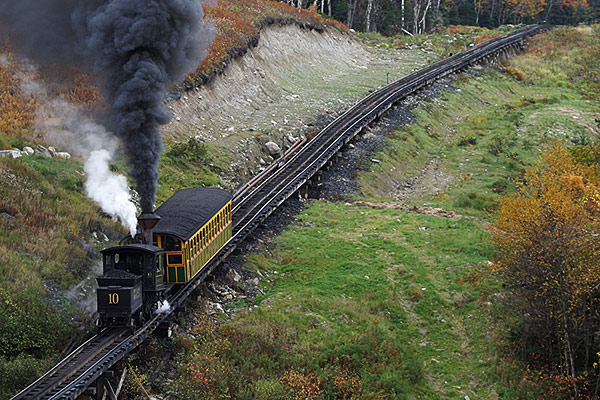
278,0 -> 599,34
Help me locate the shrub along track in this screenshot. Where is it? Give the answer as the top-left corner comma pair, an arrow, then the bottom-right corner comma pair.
11,24 -> 549,400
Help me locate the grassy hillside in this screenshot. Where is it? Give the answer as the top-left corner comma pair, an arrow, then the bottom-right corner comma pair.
0,155 -> 126,397
156,26 -> 600,400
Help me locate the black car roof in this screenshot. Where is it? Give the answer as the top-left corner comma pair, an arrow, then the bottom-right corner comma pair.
102,244 -> 163,254
153,187 -> 232,241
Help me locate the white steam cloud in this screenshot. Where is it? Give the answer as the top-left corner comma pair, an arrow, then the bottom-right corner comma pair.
37,99 -> 139,235
84,150 -> 137,235
156,300 -> 171,314
10,56 -> 139,234
39,101 -> 139,236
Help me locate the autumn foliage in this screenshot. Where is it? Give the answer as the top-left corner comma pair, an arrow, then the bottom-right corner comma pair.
503,0 -> 547,20
473,31 -> 502,44
0,41 -> 38,138
0,39 -> 103,142
492,143 -> 600,398
168,305 -> 368,400
280,370 -> 323,400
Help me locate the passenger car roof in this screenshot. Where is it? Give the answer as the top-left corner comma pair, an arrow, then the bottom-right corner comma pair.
153,187 -> 232,242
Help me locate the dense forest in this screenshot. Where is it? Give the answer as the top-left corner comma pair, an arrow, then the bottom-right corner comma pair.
278,0 -> 599,33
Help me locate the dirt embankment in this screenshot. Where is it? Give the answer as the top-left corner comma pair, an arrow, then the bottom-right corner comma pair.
161,24 -> 435,188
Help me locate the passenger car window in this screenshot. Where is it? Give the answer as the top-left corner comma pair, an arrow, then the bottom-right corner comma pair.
164,236 -> 182,251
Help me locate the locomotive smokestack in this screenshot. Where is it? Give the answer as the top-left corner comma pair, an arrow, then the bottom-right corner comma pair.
138,212 -> 161,245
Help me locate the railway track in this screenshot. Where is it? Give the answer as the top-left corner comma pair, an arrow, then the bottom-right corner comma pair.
229,24 -> 549,241
11,24 -> 549,400
12,330 -> 127,400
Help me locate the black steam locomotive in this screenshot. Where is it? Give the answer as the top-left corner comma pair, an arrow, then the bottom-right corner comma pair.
96,187 -> 232,328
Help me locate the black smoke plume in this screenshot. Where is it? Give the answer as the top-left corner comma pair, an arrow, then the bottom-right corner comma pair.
0,0 -> 213,212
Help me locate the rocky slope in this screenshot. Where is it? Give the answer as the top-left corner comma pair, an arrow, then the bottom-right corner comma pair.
161,24 -> 437,188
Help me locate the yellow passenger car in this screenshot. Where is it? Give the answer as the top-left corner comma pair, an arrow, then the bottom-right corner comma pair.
141,188 -> 232,284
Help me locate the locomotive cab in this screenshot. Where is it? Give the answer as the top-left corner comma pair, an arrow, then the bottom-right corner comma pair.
101,244 -> 167,292
97,244 -> 167,327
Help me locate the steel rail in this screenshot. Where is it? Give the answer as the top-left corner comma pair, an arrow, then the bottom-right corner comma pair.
10,25 -> 549,400
230,25 -> 549,242
45,314 -> 164,400
12,330 -> 128,400
11,332 -> 105,399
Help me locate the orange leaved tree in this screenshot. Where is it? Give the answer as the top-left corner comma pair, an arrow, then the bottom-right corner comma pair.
492,143 -> 600,398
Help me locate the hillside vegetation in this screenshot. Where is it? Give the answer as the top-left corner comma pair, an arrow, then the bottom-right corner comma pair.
149,26 -> 600,400
0,0 -> 598,397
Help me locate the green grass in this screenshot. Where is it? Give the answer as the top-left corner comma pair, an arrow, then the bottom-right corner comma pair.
358,67 -> 599,219
0,131 -> 36,151
259,204 -> 499,396
165,202 -> 510,399
0,155 -> 125,398
164,27 -> 599,399
0,156 -> 123,287
157,137 -> 226,203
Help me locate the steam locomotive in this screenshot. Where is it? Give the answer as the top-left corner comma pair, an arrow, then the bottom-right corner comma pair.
96,187 -> 232,328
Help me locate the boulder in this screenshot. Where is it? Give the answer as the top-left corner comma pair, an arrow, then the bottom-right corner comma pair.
22,146 -> 34,156
265,141 -> 281,156
246,277 -> 260,287
1,212 -> 16,221
34,144 -> 51,157
0,150 -> 21,159
47,146 -> 57,157
55,152 -> 71,160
